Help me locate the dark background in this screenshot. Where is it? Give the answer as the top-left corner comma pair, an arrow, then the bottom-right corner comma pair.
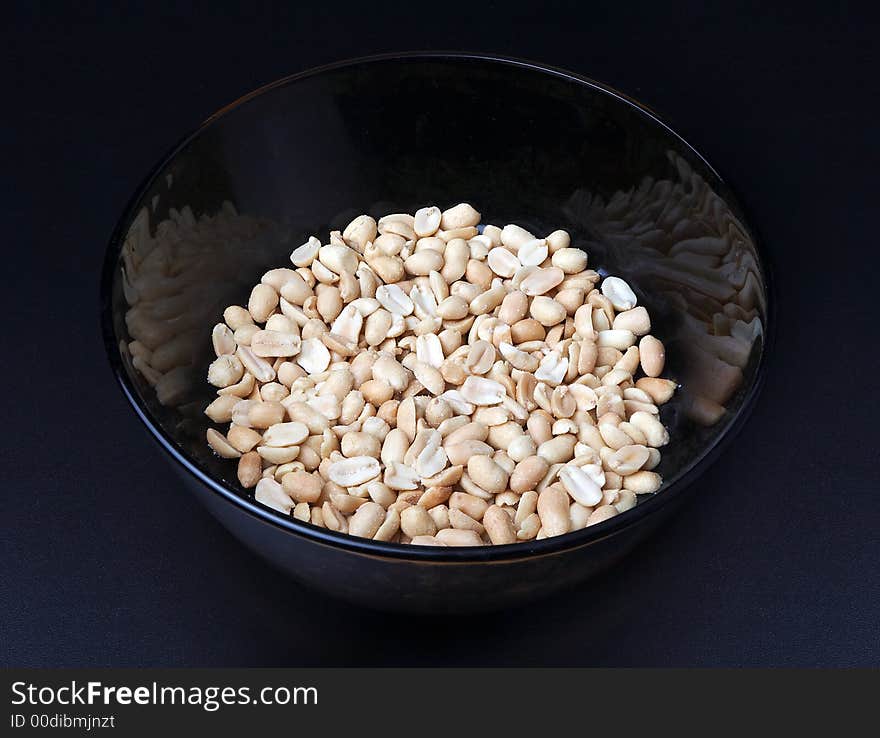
3,1 -> 878,666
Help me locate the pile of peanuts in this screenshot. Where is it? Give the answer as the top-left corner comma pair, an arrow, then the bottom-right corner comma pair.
203,203 -> 677,546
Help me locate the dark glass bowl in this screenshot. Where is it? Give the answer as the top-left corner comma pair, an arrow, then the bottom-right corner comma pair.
100,53 -> 772,613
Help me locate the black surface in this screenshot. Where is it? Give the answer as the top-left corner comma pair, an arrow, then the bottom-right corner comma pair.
3,2 -> 877,666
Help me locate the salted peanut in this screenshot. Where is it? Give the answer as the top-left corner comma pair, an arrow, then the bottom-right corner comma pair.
364,310 -> 393,350
407,535 -> 442,546
255,478 -> 294,514
289,236 -> 320,267
204,394 -> 240,424
613,489 -> 637,513
613,346 -> 641,376
487,247 -> 521,278
248,401 -> 286,429
596,330 -> 636,351
612,306 -> 651,336
371,400 -> 396,427
340,431 -> 381,459
211,323 -> 236,357
364,480 -> 395,508
412,361 -> 444,396
521,267 -> 565,296
247,283 -> 278,323
464,341 -> 495,375
484,421 -> 524,451
422,464 -> 463,488
600,276 -> 637,311
328,456 -> 381,487
436,294 -> 469,320
510,318 -> 545,344
482,505 -> 517,545
208,354 -> 244,388
552,287 -> 583,316
598,420 -> 631,450
587,505 -> 619,526
438,226 -> 478,242
460,375 -> 506,405
558,464 -> 603,506
435,528 -> 482,546
467,455 -> 509,494
346,502 -> 385,539
496,291 -> 527,325
473,406 -> 509,427
573,304 -> 594,341
505,434 -> 536,464
545,229 -> 570,253
378,428 -> 408,467
400,504 -> 437,537
339,391 -> 366,426
320,502 -> 347,533
550,386 -> 577,419
526,410 -> 553,446
563,501 -> 590,531
256,445 -> 300,464
291,502 -> 311,521
207,428 -> 241,459
342,214 -> 377,252
535,351 -> 568,385
448,508 -> 483,534
372,354 -> 411,392
517,239 -> 547,267
355,380 -> 390,409
623,470 -> 662,494
317,244 -> 357,276
607,445 -> 651,475
510,455 -> 549,493
367,255 -> 403,284
537,434 -> 577,464
537,486 -> 570,537
418,485 -> 452,509
372,507 -> 401,541
265,314 -> 298,334
250,330 -> 302,359
516,512 -> 541,540
233,323 -> 260,347
224,305 -> 254,331
424,397 -> 453,427
404,249 -> 443,276
444,421 -> 489,446
440,238 -> 468,283
514,489 -> 539,525
236,451 -> 262,488
550,247 -> 587,274
227,426 -> 263,453
278,272 -> 313,306
449,491 -> 490,520
639,335 -> 666,377
394,397 -> 419,441
446,440 -> 494,466
469,285 -> 506,315
414,206 -> 442,237
529,296 -> 566,327
313,285 -> 343,323
284,400 -> 328,433
500,224 -> 535,251
629,411 -> 669,447
440,203 -> 481,229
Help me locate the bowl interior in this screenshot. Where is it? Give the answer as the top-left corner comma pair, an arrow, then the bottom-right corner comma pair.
104,55 -> 769,553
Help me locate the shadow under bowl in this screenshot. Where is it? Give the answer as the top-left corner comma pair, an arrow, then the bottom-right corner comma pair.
101,53 -> 772,613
